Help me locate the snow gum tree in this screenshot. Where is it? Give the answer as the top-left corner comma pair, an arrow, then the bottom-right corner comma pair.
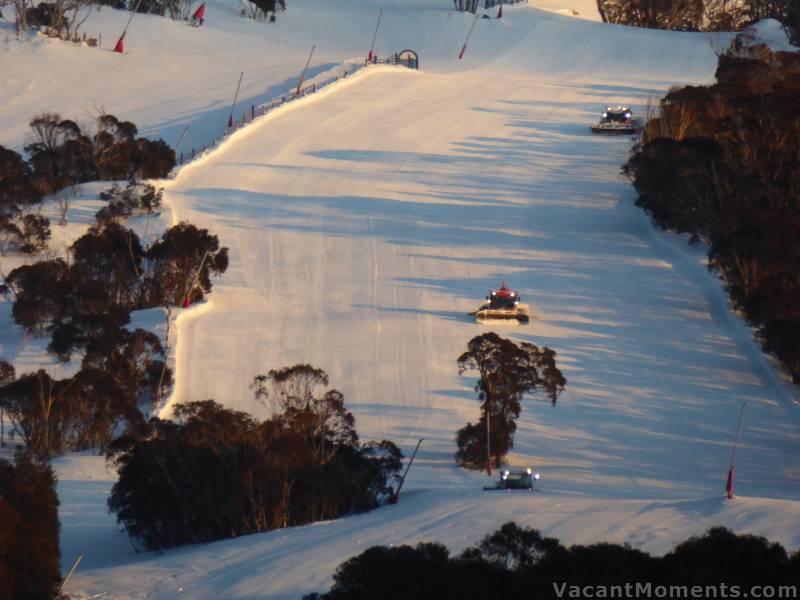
0,357 -> 151,459
24,112 -> 175,198
0,145 -> 41,212
0,370 -> 74,460
456,332 -> 565,469
108,381 -> 403,551
145,221 -> 229,306
251,364 -> 357,465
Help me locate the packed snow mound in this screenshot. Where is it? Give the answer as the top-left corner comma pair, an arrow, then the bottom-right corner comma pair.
750,18 -> 798,51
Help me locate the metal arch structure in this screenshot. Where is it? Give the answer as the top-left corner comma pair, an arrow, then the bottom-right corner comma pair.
397,49 -> 419,70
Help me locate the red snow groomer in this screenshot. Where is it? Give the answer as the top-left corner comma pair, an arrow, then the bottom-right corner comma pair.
469,284 -> 531,324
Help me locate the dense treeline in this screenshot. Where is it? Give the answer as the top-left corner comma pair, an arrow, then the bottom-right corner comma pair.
108,367 -> 403,551
7,0 -> 286,35
0,333 -> 162,459
0,111 -> 226,459
306,522 -> 800,599
93,0 -> 286,22
0,456 -> 62,600
0,220 -> 228,458
4,221 -> 227,350
456,333 -> 565,469
0,113 -> 174,253
596,0 -> 799,42
624,43 -> 800,382
25,113 -> 174,193
3,219 -> 227,344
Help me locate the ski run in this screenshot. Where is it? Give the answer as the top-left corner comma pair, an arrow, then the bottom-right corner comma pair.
1,0 -> 798,598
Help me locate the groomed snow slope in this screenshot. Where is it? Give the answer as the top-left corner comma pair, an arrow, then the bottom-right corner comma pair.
8,3 -> 796,599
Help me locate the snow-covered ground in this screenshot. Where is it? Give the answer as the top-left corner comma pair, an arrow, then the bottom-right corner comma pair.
1,1 -> 798,598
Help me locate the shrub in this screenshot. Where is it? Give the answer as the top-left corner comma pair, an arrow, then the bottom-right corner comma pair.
0,217 -> 22,256
5,259 -> 72,335
24,2 -> 63,30
17,214 -> 51,255
306,524 -> 800,599
96,181 -> 162,225
665,527 -> 792,586
135,138 -> 175,179
71,222 -> 145,307
0,146 -> 42,215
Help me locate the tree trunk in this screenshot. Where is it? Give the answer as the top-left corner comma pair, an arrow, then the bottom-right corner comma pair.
596,0 -> 608,22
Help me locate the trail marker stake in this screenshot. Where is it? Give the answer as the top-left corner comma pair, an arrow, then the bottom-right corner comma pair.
367,9 -> 383,62
726,401 -> 748,499
390,438 -> 423,504
458,13 -> 479,60
296,45 -> 316,96
174,126 -> 190,155
486,398 -> 492,476
227,72 -> 244,129
60,553 -> 84,592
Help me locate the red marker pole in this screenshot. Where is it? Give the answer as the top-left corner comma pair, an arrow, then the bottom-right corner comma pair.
113,0 -> 144,54
726,401 -> 748,500
458,13 -> 479,60
191,2 -> 206,25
